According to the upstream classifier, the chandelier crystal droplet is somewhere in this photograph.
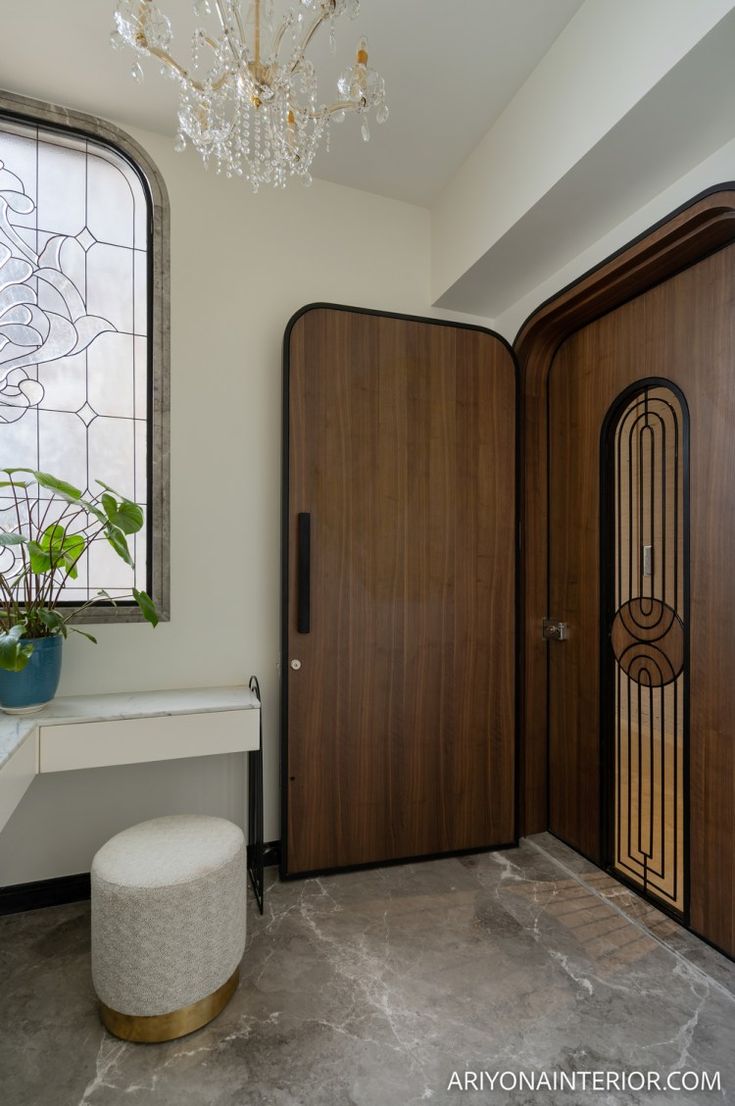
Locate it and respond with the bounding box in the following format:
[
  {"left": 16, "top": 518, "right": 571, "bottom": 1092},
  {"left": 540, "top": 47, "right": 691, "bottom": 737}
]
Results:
[{"left": 111, "top": 0, "right": 388, "bottom": 191}]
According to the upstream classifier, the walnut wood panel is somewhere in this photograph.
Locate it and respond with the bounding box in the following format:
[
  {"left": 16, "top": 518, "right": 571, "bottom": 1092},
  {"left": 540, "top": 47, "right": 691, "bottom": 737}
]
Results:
[
  {"left": 515, "top": 187, "right": 735, "bottom": 843},
  {"left": 283, "top": 306, "right": 516, "bottom": 875},
  {"left": 544, "top": 245, "right": 735, "bottom": 954}
]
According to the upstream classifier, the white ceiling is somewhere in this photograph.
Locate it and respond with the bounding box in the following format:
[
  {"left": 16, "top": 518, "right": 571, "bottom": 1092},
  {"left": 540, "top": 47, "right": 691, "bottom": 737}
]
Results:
[
  {"left": 438, "top": 7, "right": 735, "bottom": 322},
  {"left": 0, "top": 0, "right": 583, "bottom": 204}
]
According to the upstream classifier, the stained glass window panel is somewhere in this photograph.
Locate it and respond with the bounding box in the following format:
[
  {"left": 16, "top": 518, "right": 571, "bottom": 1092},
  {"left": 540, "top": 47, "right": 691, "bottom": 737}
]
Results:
[{"left": 0, "top": 118, "right": 150, "bottom": 602}]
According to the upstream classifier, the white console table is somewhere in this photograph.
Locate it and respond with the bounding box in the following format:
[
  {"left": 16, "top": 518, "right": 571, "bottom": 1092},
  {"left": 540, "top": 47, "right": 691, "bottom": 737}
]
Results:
[{"left": 0, "top": 684, "right": 264, "bottom": 907}]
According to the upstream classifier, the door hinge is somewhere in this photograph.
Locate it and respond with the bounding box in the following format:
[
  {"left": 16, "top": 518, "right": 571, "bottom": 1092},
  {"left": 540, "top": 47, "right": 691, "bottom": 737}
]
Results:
[{"left": 543, "top": 618, "right": 568, "bottom": 641}]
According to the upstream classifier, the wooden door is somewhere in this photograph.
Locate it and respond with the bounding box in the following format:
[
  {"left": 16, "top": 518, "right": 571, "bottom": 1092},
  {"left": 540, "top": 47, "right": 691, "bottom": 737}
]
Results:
[
  {"left": 547, "top": 245, "right": 735, "bottom": 952},
  {"left": 282, "top": 305, "right": 517, "bottom": 876}
]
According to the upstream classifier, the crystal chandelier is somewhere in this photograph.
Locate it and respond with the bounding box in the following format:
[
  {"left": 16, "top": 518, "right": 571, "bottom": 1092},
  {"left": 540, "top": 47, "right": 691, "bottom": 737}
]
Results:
[{"left": 111, "top": 0, "right": 388, "bottom": 191}]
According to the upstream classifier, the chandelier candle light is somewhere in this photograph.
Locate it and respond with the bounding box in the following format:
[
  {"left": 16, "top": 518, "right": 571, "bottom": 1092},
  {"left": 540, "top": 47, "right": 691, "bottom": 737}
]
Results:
[{"left": 111, "top": 0, "right": 388, "bottom": 190}]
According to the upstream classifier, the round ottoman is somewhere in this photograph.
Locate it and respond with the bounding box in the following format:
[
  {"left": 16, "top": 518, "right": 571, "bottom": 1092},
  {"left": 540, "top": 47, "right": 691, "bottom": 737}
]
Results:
[{"left": 91, "top": 815, "right": 247, "bottom": 1043}]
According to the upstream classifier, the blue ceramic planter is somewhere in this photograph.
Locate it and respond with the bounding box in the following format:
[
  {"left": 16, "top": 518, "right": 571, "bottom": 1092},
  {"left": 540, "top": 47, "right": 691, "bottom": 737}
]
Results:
[{"left": 0, "top": 636, "right": 63, "bottom": 714}]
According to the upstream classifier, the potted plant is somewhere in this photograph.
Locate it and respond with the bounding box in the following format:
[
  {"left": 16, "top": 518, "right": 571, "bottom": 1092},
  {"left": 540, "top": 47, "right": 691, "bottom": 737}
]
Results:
[{"left": 0, "top": 467, "right": 158, "bottom": 714}]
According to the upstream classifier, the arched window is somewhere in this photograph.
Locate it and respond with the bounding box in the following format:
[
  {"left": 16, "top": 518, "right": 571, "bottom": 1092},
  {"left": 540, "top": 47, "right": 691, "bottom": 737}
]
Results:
[{"left": 0, "top": 92, "right": 169, "bottom": 621}]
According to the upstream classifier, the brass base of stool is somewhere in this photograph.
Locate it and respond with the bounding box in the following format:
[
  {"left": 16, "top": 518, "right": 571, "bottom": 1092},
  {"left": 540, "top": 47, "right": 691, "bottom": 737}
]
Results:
[{"left": 99, "top": 966, "right": 240, "bottom": 1043}]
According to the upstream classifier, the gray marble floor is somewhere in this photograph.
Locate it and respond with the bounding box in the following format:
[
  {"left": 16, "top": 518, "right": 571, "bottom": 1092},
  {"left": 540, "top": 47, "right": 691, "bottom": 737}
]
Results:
[{"left": 1, "top": 834, "right": 733, "bottom": 1106}]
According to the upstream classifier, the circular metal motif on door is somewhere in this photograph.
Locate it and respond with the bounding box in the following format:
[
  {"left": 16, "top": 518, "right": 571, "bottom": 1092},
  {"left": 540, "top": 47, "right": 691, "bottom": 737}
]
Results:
[{"left": 610, "top": 598, "right": 684, "bottom": 687}]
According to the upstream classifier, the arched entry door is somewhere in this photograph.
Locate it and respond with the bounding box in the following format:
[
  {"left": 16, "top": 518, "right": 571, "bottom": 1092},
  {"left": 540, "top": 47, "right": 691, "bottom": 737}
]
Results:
[{"left": 520, "top": 188, "right": 735, "bottom": 958}]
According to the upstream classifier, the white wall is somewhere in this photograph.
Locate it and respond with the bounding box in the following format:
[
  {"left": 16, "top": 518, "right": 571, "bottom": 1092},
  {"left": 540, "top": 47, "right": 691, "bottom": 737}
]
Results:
[{"left": 0, "top": 121, "right": 438, "bottom": 884}]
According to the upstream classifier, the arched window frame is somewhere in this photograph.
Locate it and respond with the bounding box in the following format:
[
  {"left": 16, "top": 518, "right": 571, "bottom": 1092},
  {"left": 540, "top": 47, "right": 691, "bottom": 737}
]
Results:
[{"left": 0, "top": 88, "right": 170, "bottom": 623}]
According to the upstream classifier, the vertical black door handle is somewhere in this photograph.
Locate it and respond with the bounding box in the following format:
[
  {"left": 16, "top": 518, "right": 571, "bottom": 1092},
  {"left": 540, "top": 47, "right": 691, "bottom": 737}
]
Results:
[{"left": 297, "top": 512, "right": 311, "bottom": 634}]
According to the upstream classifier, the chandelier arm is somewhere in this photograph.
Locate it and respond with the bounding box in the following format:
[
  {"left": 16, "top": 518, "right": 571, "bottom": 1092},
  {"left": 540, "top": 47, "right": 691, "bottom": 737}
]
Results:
[
  {"left": 232, "top": 2, "right": 247, "bottom": 44},
  {"left": 271, "top": 15, "right": 292, "bottom": 64},
  {"left": 144, "top": 41, "right": 233, "bottom": 94},
  {"left": 321, "top": 98, "right": 366, "bottom": 118},
  {"left": 130, "top": 8, "right": 224, "bottom": 89},
  {"left": 290, "top": 10, "right": 330, "bottom": 73},
  {"left": 143, "top": 43, "right": 191, "bottom": 84},
  {"left": 200, "top": 33, "right": 222, "bottom": 53},
  {"left": 254, "top": 0, "right": 261, "bottom": 67},
  {"left": 296, "top": 99, "right": 366, "bottom": 123},
  {"left": 214, "top": 0, "right": 244, "bottom": 67}
]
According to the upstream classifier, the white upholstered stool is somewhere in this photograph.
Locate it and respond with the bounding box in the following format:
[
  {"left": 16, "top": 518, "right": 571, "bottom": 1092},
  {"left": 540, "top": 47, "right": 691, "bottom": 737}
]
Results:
[{"left": 91, "top": 815, "right": 247, "bottom": 1043}]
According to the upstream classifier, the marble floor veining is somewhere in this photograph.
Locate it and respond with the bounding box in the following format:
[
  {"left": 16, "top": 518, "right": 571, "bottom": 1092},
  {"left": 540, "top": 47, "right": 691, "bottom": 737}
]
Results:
[{"left": 1, "top": 834, "right": 734, "bottom": 1106}]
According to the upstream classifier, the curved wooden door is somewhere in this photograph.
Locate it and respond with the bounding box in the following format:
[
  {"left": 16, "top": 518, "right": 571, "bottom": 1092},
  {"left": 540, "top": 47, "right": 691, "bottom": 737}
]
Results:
[
  {"left": 282, "top": 306, "right": 517, "bottom": 876},
  {"left": 547, "top": 244, "right": 735, "bottom": 954}
]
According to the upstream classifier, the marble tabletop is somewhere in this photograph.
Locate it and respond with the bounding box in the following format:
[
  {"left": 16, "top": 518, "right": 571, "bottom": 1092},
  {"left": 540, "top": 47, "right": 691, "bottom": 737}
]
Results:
[
  {"left": 0, "top": 686, "right": 260, "bottom": 770},
  {"left": 0, "top": 715, "right": 39, "bottom": 771}
]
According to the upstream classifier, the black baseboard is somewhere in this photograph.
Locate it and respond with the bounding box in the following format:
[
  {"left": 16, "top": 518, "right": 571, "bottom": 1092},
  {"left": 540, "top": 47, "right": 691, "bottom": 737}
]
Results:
[
  {"left": 0, "top": 841, "right": 283, "bottom": 916},
  {"left": 0, "top": 872, "right": 91, "bottom": 916},
  {"left": 280, "top": 839, "right": 519, "bottom": 881}
]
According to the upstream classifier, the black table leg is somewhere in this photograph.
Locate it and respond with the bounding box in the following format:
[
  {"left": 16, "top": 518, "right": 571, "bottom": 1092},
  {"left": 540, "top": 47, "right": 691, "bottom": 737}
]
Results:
[{"left": 247, "top": 675, "right": 264, "bottom": 914}]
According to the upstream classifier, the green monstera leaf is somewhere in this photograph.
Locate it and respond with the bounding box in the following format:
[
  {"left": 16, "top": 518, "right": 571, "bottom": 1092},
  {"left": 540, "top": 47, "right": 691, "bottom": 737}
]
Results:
[
  {"left": 101, "top": 493, "right": 144, "bottom": 536},
  {"left": 0, "top": 625, "right": 34, "bottom": 672},
  {"left": 6, "top": 468, "right": 82, "bottom": 501},
  {"left": 105, "top": 525, "right": 133, "bottom": 567},
  {"left": 4, "top": 469, "right": 105, "bottom": 522},
  {"left": 29, "top": 525, "right": 85, "bottom": 578},
  {"left": 98, "top": 482, "right": 144, "bottom": 535},
  {"left": 133, "top": 588, "right": 159, "bottom": 627},
  {"left": 36, "top": 609, "right": 68, "bottom": 638}
]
